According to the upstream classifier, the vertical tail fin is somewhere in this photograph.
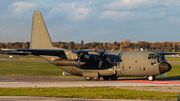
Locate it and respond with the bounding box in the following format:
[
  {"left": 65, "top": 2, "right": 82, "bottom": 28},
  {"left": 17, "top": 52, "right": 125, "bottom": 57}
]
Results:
[{"left": 30, "top": 11, "right": 54, "bottom": 49}]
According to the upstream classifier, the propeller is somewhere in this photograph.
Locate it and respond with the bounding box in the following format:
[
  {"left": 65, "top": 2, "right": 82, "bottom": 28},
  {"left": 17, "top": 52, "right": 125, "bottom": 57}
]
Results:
[
  {"left": 98, "top": 43, "right": 111, "bottom": 68},
  {"left": 138, "top": 46, "right": 143, "bottom": 51},
  {"left": 162, "top": 46, "right": 165, "bottom": 53},
  {"left": 77, "top": 40, "right": 90, "bottom": 67},
  {"left": 156, "top": 46, "right": 165, "bottom": 59},
  {"left": 162, "top": 46, "right": 165, "bottom": 58},
  {"left": 156, "top": 48, "right": 159, "bottom": 53},
  {"left": 138, "top": 46, "right": 141, "bottom": 51},
  {"left": 0, "top": 49, "right": 2, "bottom": 54},
  {"left": 77, "top": 40, "right": 83, "bottom": 67}
]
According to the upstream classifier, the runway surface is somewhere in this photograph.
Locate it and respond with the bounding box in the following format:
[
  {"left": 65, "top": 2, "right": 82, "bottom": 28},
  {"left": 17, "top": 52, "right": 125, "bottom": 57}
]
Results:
[{"left": 0, "top": 76, "right": 180, "bottom": 93}]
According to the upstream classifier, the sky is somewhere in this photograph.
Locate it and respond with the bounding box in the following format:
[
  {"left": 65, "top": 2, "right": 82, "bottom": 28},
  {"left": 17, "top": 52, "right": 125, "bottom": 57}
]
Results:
[{"left": 0, "top": 0, "right": 180, "bottom": 43}]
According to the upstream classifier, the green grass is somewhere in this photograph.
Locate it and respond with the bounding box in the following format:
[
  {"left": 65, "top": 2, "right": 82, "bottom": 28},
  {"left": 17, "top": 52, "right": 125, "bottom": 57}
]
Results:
[
  {"left": 0, "top": 87, "right": 178, "bottom": 100},
  {"left": 0, "top": 61, "right": 64, "bottom": 76},
  {"left": 167, "top": 64, "right": 180, "bottom": 76},
  {"left": 166, "top": 58, "right": 180, "bottom": 62},
  {"left": 0, "top": 54, "right": 43, "bottom": 59}
]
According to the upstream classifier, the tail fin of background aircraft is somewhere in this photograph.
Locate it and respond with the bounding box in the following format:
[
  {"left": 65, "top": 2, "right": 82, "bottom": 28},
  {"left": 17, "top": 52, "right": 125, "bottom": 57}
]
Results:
[{"left": 30, "top": 11, "right": 55, "bottom": 49}]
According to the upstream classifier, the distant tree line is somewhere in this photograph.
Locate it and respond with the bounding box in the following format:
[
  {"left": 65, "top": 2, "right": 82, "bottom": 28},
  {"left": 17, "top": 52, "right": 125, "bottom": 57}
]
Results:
[{"left": 0, "top": 39, "right": 180, "bottom": 52}]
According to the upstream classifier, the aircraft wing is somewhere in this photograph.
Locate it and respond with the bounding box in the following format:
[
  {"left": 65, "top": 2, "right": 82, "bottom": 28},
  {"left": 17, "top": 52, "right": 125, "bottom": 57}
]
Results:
[
  {"left": 1, "top": 49, "right": 91, "bottom": 56},
  {"left": 1, "top": 49, "right": 110, "bottom": 64},
  {"left": 158, "top": 52, "right": 179, "bottom": 55},
  {"left": 2, "top": 49, "right": 65, "bottom": 56}
]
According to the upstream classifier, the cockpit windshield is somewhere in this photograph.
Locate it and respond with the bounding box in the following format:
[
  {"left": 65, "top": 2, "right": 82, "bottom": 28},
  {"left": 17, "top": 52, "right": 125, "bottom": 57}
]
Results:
[
  {"left": 148, "top": 54, "right": 165, "bottom": 63},
  {"left": 148, "top": 54, "right": 156, "bottom": 59}
]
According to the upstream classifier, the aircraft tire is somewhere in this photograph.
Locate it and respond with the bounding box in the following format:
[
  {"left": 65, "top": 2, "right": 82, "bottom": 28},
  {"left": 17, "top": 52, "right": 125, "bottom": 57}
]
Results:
[
  {"left": 148, "top": 76, "right": 155, "bottom": 81},
  {"left": 111, "top": 77, "right": 117, "bottom": 80},
  {"left": 85, "top": 77, "right": 92, "bottom": 81},
  {"left": 103, "top": 77, "right": 109, "bottom": 80},
  {"left": 92, "top": 77, "right": 100, "bottom": 81}
]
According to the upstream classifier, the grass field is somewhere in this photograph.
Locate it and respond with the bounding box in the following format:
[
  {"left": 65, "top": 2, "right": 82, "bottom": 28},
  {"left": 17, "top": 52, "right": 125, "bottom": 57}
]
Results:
[
  {"left": 0, "top": 87, "right": 178, "bottom": 100},
  {"left": 0, "top": 54, "right": 43, "bottom": 59},
  {"left": 0, "top": 60, "right": 64, "bottom": 76},
  {"left": 166, "top": 58, "right": 180, "bottom": 62},
  {"left": 167, "top": 64, "right": 180, "bottom": 76}
]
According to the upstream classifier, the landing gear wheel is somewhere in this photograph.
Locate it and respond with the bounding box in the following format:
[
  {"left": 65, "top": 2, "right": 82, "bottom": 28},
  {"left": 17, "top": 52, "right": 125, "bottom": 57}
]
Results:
[
  {"left": 92, "top": 77, "right": 100, "bottom": 81},
  {"left": 111, "top": 77, "right": 117, "bottom": 80},
  {"left": 103, "top": 77, "right": 109, "bottom": 80},
  {"left": 85, "top": 77, "right": 92, "bottom": 81},
  {"left": 148, "top": 76, "right": 155, "bottom": 81}
]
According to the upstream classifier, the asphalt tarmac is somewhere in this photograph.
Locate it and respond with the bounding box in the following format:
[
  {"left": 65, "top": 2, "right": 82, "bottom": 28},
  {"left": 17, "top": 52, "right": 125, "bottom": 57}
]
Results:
[
  {"left": 0, "top": 75, "right": 180, "bottom": 93},
  {"left": 0, "top": 76, "right": 179, "bottom": 101}
]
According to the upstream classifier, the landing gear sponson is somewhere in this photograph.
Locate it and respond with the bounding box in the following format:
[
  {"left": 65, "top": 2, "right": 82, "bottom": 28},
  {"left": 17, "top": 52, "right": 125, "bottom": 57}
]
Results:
[
  {"left": 85, "top": 76, "right": 155, "bottom": 81},
  {"left": 85, "top": 76, "right": 117, "bottom": 81}
]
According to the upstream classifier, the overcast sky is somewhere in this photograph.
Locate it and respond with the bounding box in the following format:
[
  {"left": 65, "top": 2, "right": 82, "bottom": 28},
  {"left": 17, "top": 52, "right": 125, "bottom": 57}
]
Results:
[{"left": 0, "top": 0, "right": 180, "bottom": 43}]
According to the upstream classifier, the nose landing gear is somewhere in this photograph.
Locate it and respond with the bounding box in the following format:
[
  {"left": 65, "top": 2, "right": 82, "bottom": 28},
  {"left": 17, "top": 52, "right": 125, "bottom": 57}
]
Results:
[{"left": 148, "top": 75, "right": 155, "bottom": 81}]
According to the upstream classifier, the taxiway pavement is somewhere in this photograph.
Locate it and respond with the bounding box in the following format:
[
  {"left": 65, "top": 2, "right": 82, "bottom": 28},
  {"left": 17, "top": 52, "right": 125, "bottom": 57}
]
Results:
[{"left": 0, "top": 76, "right": 180, "bottom": 93}]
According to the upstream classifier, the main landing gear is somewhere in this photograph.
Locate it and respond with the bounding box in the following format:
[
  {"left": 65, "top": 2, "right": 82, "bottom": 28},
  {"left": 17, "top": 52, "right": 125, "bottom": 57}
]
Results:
[
  {"left": 103, "top": 77, "right": 117, "bottom": 80},
  {"left": 148, "top": 75, "right": 155, "bottom": 81},
  {"left": 85, "top": 77, "right": 92, "bottom": 81},
  {"left": 85, "top": 76, "right": 100, "bottom": 81}
]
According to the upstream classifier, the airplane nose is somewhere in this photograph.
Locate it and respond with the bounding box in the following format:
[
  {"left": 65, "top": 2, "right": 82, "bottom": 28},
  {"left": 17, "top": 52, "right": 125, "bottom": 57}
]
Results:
[{"left": 159, "top": 62, "right": 171, "bottom": 74}]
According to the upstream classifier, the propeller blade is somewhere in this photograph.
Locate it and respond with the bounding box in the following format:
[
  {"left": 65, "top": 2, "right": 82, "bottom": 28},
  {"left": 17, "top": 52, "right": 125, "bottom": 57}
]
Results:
[
  {"left": 95, "top": 43, "right": 111, "bottom": 68},
  {"left": 156, "top": 48, "right": 159, "bottom": 53},
  {"left": 103, "top": 43, "right": 107, "bottom": 53},
  {"left": 106, "top": 57, "right": 111, "bottom": 63},
  {"left": 80, "top": 40, "right": 83, "bottom": 51},
  {"left": 84, "top": 54, "right": 90, "bottom": 60},
  {"left": 77, "top": 59, "right": 81, "bottom": 67},
  {"left": 161, "top": 46, "right": 166, "bottom": 59},
  {"left": 162, "top": 46, "right": 165, "bottom": 53},
  {"left": 162, "top": 54, "right": 165, "bottom": 59},
  {"left": 138, "top": 46, "right": 141, "bottom": 51},
  {"left": 77, "top": 40, "right": 84, "bottom": 67},
  {"left": 98, "top": 60, "right": 103, "bottom": 68}
]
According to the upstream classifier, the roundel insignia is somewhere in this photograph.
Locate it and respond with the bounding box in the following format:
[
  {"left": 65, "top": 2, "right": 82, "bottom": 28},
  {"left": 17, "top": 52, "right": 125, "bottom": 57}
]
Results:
[{"left": 51, "top": 57, "right": 54, "bottom": 61}]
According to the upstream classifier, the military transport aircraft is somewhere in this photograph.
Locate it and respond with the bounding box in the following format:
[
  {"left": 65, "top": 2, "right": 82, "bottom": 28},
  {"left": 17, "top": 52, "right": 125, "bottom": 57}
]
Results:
[{"left": 2, "top": 11, "right": 176, "bottom": 81}]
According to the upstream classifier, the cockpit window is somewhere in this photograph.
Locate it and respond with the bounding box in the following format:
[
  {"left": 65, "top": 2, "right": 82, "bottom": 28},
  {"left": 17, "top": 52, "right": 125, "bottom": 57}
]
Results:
[
  {"left": 156, "top": 55, "right": 160, "bottom": 63},
  {"left": 156, "top": 55, "right": 160, "bottom": 59},
  {"left": 149, "top": 54, "right": 161, "bottom": 63},
  {"left": 151, "top": 61, "right": 157, "bottom": 65},
  {"left": 148, "top": 54, "right": 156, "bottom": 59}
]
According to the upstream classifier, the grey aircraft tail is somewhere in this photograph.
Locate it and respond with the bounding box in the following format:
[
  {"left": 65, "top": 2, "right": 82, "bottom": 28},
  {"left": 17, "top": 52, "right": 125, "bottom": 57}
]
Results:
[{"left": 30, "top": 11, "right": 57, "bottom": 49}]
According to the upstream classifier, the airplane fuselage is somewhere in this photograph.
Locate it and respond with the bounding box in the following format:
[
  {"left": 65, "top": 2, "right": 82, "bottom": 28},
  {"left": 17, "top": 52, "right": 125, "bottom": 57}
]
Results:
[{"left": 41, "top": 50, "right": 171, "bottom": 81}]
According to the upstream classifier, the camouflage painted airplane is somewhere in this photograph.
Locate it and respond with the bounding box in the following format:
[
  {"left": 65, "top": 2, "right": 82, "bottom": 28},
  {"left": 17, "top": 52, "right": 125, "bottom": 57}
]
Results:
[{"left": 2, "top": 11, "right": 176, "bottom": 81}]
